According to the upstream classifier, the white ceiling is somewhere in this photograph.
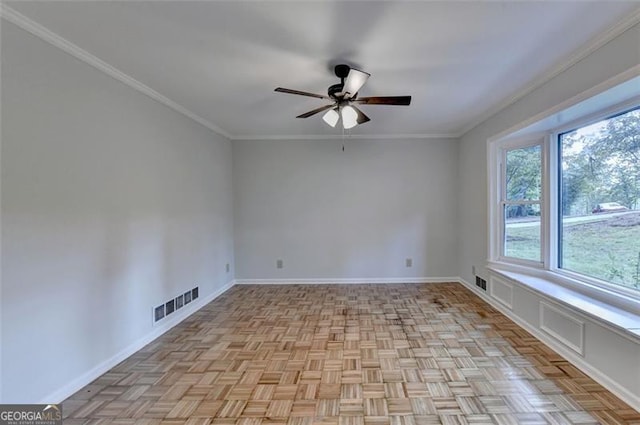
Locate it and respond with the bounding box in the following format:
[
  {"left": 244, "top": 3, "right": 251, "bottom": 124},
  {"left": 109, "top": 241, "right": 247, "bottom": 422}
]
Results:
[{"left": 3, "top": 1, "right": 638, "bottom": 139}]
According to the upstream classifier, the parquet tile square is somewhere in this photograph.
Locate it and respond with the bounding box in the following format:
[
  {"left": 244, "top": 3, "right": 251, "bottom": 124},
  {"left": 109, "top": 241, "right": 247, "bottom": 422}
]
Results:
[{"left": 63, "top": 283, "right": 639, "bottom": 424}]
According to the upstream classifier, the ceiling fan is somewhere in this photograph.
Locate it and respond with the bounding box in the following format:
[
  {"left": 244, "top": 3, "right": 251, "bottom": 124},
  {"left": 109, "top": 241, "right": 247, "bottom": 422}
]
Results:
[{"left": 275, "top": 64, "right": 411, "bottom": 130}]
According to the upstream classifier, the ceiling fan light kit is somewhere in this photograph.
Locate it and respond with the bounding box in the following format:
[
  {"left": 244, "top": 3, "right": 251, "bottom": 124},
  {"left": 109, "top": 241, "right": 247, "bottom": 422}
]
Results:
[
  {"left": 275, "top": 64, "right": 411, "bottom": 130},
  {"left": 342, "top": 69, "right": 370, "bottom": 98},
  {"left": 322, "top": 108, "right": 340, "bottom": 127},
  {"left": 341, "top": 105, "right": 359, "bottom": 129}
]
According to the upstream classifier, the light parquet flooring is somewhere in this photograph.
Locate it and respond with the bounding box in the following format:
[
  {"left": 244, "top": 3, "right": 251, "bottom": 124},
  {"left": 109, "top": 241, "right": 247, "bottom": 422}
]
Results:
[{"left": 62, "top": 283, "right": 640, "bottom": 425}]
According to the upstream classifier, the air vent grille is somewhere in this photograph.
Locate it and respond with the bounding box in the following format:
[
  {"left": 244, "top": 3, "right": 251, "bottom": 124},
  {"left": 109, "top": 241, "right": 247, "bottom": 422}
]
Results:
[
  {"left": 475, "top": 276, "right": 487, "bottom": 291},
  {"left": 153, "top": 286, "right": 199, "bottom": 323}
]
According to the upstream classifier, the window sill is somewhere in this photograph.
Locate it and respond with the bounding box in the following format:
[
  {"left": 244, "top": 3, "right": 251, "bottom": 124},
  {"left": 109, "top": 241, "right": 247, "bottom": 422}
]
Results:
[{"left": 487, "top": 262, "right": 640, "bottom": 342}]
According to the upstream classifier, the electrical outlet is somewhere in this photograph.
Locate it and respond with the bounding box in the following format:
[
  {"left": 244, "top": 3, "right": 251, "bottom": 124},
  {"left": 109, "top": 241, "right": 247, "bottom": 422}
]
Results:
[
  {"left": 472, "top": 265, "right": 476, "bottom": 275},
  {"left": 226, "top": 263, "right": 230, "bottom": 273},
  {"left": 405, "top": 258, "right": 412, "bottom": 268},
  {"left": 276, "top": 259, "right": 283, "bottom": 269}
]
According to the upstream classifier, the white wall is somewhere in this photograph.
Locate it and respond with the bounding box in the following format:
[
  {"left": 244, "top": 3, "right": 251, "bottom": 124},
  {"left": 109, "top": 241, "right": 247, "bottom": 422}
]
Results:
[
  {"left": 456, "top": 21, "right": 640, "bottom": 410},
  {"left": 457, "top": 22, "right": 640, "bottom": 285},
  {"left": 233, "top": 138, "right": 458, "bottom": 280},
  {"left": 1, "top": 22, "right": 234, "bottom": 402}
]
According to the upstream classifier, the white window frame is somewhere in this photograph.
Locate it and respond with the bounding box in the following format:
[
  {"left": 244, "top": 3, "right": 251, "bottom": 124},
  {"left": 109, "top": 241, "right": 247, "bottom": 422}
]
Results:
[
  {"left": 496, "top": 137, "right": 547, "bottom": 267},
  {"left": 489, "top": 133, "right": 549, "bottom": 268},
  {"left": 549, "top": 102, "right": 640, "bottom": 300},
  {"left": 489, "top": 99, "right": 640, "bottom": 307}
]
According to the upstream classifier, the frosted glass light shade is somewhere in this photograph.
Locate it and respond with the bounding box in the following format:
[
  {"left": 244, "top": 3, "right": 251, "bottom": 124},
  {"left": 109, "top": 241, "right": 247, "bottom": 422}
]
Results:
[
  {"left": 343, "top": 69, "right": 370, "bottom": 99},
  {"left": 341, "top": 105, "right": 358, "bottom": 129},
  {"left": 322, "top": 108, "right": 340, "bottom": 127}
]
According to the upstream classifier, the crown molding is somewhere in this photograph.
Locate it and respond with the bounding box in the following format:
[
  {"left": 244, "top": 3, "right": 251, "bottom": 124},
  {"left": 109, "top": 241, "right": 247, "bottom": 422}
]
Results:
[
  {"left": 456, "top": 7, "right": 640, "bottom": 137},
  {"left": 231, "top": 132, "right": 461, "bottom": 141},
  {"left": 0, "top": 4, "right": 233, "bottom": 140},
  {"left": 3, "top": 3, "right": 637, "bottom": 143},
  {"left": 0, "top": 4, "right": 458, "bottom": 143}
]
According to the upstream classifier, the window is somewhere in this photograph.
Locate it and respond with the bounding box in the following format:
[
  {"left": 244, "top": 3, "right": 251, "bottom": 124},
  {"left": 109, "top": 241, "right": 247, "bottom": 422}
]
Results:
[
  {"left": 559, "top": 107, "right": 640, "bottom": 291},
  {"left": 491, "top": 101, "right": 640, "bottom": 299},
  {"left": 502, "top": 144, "right": 542, "bottom": 263}
]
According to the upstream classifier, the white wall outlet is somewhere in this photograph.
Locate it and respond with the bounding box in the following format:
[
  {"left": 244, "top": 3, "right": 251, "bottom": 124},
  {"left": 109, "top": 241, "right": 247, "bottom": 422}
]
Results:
[
  {"left": 472, "top": 265, "right": 476, "bottom": 275},
  {"left": 226, "top": 263, "right": 230, "bottom": 273},
  {"left": 276, "top": 259, "right": 283, "bottom": 269},
  {"left": 405, "top": 258, "right": 412, "bottom": 267}
]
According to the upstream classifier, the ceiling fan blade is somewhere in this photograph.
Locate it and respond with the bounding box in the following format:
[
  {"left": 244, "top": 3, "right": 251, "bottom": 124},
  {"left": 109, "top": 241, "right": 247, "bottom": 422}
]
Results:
[
  {"left": 352, "top": 105, "right": 371, "bottom": 125},
  {"left": 342, "top": 68, "right": 370, "bottom": 99},
  {"left": 356, "top": 96, "right": 412, "bottom": 105},
  {"left": 296, "top": 104, "right": 336, "bottom": 118},
  {"left": 275, "top": 87, "right": 329, "bottom": 99}
]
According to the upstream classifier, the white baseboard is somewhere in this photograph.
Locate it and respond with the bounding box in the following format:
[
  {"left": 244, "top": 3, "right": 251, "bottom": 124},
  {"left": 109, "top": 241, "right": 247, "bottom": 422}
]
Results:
[
  {"left": 40, "top": 280, "right": 235, "bottom": 404},
  {"left": 458, "top": 278, "right": 640, "bottom": 413},
  {"left": 234, "top": 277, "right": 459, "bottom": 285}
]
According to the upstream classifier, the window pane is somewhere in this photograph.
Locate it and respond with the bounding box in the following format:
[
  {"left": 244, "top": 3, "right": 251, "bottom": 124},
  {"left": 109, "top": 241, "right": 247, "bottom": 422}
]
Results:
[
  {"left": 504, "top": 203, "right": 541, "bottom": 262},
  {"left": 506, "top": 145, "right": 541, "bottom": 200},
  {"left": 559, "top": 108, "right": 640, "bottom": 290}
]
